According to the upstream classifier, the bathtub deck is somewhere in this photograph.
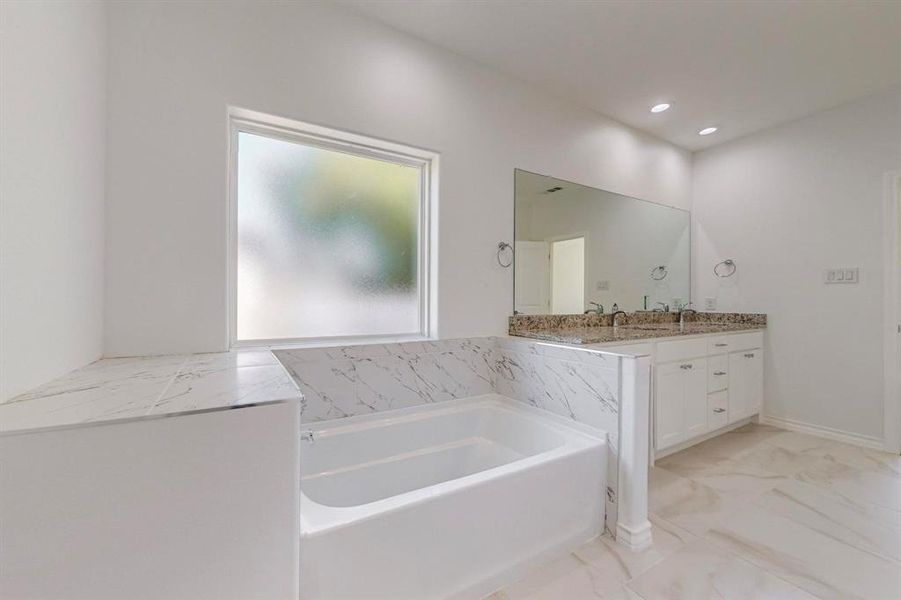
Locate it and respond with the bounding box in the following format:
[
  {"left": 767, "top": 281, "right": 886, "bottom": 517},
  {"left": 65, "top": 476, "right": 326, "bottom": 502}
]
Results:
[{"left": 0, "top": 350, "right": 299, "bottom": 433}]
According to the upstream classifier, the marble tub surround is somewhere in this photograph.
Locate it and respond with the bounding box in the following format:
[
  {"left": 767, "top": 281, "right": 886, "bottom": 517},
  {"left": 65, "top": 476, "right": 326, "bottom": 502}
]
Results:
[
  {"left": 0, "top": 350, "right": 300, "bottom": 433},
  {"left": 494, "top": 336, "right": 621, "bottom": 444},
  {"left": 273, "top": 338, "right": 496, "bottom": 423},
  {"left": 277, "top": 335, "right": 652, "bottom": 545},
  {"left": 491, "top": 423, "right": 901, "bottom": 599}
]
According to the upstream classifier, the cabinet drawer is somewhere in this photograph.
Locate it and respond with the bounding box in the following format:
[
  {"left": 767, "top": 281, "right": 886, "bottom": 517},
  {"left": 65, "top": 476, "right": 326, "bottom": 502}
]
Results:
[
  {"left": 708, "top": 355, "right": 728, "bottom": 392},
  {"left": 707, "top": 336, "right": 733, "bottom": 354},
  {"left": 657, "top": 338, "right": 708, "bottom": 363},
  {"left": 708, "top": 391, "right": 728, "bottom": 430},
  {"left": 706, "top": 331, "right": 763, "bottom": 355}
]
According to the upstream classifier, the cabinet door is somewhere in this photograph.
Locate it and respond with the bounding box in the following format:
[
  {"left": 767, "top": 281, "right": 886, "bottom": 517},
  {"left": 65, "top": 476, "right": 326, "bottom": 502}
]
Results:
[
  {"left": 729, "top": 349, "right": 763, "bottom": 422},
  {"left": 743, "top": 350, "right": 763, "bottom": 414},
  {"left": 655, "top": 362, "right": 686, "bottom": 450},
  {"left": 683, "top": 358, "right": 709, "bottom": 439}
]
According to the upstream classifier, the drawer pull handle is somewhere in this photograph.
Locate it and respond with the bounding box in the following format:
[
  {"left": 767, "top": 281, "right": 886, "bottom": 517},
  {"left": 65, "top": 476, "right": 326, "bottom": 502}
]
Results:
[
  {"left": 680, "top": 364, "right": 693, "bottom": 370},
  {"left": 714, "top": 343, "right": 728, "bottom": 347},
  {"left": 713, "top": 408, "right": 726, "bottom": 413},
  {"left": 714, "top": 371, "right": 727, "bottom": 376},
  {"left": 744, "top": 353, "right": 755, "bottom": 358}
]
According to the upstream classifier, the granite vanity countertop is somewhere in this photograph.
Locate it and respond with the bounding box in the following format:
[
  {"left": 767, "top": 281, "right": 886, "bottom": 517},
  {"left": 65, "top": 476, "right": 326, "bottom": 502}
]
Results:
[
  {"left": 513, "top": 321, "right": 766, "bottom": 345},
  {"left": 0, "top": 350, "right": 302, "bottom": 434}
]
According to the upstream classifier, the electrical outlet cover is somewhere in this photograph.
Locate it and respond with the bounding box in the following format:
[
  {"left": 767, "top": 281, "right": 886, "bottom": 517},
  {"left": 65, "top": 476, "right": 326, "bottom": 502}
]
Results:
[{"left": 704, "top": 297, "right": 716, "bottom": 311}]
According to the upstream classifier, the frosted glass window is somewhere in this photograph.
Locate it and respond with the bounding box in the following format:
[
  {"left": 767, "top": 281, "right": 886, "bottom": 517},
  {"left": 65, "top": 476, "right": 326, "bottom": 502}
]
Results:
[{"left": 234, "top": 129, "right": 426, "bottom": 342}]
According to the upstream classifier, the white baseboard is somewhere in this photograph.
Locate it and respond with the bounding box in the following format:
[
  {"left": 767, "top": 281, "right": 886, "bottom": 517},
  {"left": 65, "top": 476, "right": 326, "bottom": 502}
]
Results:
[
  {"left": 760, "top": 414, "right": 885, "bottom": 451},
  {"left": 616, "top": 520, "right": 653, "bottom": 552}
]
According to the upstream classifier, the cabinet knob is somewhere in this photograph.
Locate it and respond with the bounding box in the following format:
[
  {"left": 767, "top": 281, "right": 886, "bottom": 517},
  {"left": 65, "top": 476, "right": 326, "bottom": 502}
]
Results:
[
  {"left": 714, "top": 343, "right": 728, "bottom": 347},
  {"left": 714, "top": 371, "right": 727, "bottom": 376},
  {"left": 713, "top": 408, "right": 726, "bottom": 413},
  {"left": 680, "top": 363, "right": 693, "bottom": 370},
  {"left": 744, "top": 353, "right": 755, "bottom": 358}
]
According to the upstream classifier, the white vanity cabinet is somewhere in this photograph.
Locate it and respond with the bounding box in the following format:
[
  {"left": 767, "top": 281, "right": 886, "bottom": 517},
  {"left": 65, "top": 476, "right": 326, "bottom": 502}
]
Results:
[{"left": 652, "top": 330, "right": 764, "bottom": 455}]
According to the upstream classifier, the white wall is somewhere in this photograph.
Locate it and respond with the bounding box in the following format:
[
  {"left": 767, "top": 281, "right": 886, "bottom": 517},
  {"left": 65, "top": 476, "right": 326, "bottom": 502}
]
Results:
[
  {"left": 0, "top": 1, "right": 106, "bottom": 401},
  {"left": 692, "top": 87, "right": 901, "bottom": 442},
  {"left": 104, "top": 1, "right": 692, "bottom": 356}
]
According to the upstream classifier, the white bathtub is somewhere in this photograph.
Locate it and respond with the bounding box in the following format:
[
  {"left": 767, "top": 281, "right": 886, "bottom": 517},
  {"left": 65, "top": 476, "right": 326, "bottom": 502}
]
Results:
[{"left": 299, "top": 394, "right": 607, "bottom": 600}]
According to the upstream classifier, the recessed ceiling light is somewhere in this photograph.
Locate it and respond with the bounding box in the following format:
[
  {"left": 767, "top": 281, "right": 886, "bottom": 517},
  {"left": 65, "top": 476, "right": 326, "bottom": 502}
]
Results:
[
  {"left": 698, "top": 127, "right": 718, "bottom": 136},
  {"left": 650, "top": 103, "right": 671, "bottom": 113}
]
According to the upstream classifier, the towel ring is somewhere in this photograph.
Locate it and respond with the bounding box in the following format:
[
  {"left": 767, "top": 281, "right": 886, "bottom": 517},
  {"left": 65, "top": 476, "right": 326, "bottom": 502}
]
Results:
[
  {"left": 497, "top": 242, "right": 513, "bottom": 268},
  {"left": 714, "top": 259, "right": 737, "bottom": 278},
  {"left": 650, "top": 265, "right": 668, "bottom": 281}
]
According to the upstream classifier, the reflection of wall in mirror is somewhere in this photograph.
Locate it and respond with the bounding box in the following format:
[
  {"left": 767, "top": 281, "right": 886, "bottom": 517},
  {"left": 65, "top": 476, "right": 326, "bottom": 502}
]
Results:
[
  {"left": 515, "top": 175, "right": 690, "bottom": 313},
  {"left": 514, "top": 241, "right": 549, "bottom": 314}
]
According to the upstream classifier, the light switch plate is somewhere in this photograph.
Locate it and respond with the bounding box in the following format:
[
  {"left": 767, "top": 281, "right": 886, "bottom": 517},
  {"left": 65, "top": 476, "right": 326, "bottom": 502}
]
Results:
[
  {"left": 824, "top": 267, "right": 859, "bottom": 284},
  {"left": 704, "top": 297, "right": 717, "bottom": 310}
]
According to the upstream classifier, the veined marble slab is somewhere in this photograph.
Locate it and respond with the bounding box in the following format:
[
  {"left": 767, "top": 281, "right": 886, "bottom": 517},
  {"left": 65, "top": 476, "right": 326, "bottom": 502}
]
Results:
[
  {"left": 0, "top": 351, "right": 300, "bottom": 433},
  {"left": 275, "top": 336, "right": 621, "bottom": 455},
  {"left": 273, "top": 338, "right": 497, "bottom": 423}
]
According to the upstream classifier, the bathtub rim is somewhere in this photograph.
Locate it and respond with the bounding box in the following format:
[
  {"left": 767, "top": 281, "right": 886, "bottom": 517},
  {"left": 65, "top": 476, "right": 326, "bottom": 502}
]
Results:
[
  {"left": 302, "top": 393, "right": 608, "bottom": 440},
  {"left": 300, "top": 394, "right": 608, "bottom": 536}
]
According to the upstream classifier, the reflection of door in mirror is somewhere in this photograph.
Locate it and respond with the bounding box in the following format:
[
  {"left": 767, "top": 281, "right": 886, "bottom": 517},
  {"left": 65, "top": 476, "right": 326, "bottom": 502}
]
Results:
[
  {"left": 550, "top": 236, "right": 585, "bottom": 314},
  {"left": 514, "top": 241, "right": 549, "bottom": 314}
]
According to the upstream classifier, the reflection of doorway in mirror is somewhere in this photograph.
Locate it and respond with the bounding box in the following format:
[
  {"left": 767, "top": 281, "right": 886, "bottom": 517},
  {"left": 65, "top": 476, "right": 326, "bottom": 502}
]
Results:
[
  {"left": 514, "top": 241, "right": 550, "bottom": 314},
  {"left": 550, "top": 236, "right": 585, "bottom": 314}
]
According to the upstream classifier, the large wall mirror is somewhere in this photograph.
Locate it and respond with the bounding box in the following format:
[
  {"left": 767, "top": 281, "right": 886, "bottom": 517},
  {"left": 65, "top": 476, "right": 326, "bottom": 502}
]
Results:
[{"left": 514, "top": 169, "right": 690, "bottom": 315}]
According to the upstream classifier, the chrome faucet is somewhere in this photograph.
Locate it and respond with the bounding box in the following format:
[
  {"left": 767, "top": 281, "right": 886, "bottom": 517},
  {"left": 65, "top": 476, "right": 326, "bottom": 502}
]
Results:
[
  {"left": 654, "top": 302, "right": 670, "bottom": 312},
  {"left": 679, "top": 303, "right": 698, "bottom": 326},
  {"left": 584, "top": 302, "right": 605, "bottom": 315},
  {"left": 611, "top": 310, "right": 627, "bottom": 326},
  {"left": 301, "top": 430, "right": 315, "bottom": 443}
]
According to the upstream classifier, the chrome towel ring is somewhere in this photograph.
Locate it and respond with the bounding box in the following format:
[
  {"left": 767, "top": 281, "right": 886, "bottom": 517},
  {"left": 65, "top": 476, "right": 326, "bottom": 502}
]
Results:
[
  {"left": 497, "top": 242, "right": 513, "bottom": 268},
  {"left": 714, "top": 259, "right": 737, "bottom": 278},
  {"left": 650, "top": 265, "right": 668, "bottom": 281}
]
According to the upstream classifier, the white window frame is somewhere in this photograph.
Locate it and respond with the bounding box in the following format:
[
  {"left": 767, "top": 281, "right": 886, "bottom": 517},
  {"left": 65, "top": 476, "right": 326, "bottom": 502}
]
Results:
[{"left": 227, "top": 107, "right": 438, "bottom": 348}]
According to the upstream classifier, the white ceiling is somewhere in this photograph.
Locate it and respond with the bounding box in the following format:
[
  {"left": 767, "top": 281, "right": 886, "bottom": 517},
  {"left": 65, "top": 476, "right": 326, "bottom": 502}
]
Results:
[{"left": 339, "top": 0, "right": 901, "bottom": 151}]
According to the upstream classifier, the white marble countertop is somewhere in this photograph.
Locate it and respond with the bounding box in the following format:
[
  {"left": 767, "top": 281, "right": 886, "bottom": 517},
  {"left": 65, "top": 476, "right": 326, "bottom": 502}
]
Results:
[{"left": 0, "top": 350, "right": 301, "bottom": 434}]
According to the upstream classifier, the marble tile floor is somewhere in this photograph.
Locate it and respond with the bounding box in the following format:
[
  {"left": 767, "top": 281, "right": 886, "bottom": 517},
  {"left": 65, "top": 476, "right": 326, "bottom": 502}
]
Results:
[{"left": 489, "top": 424, "right": 901, "bottom": 599}]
